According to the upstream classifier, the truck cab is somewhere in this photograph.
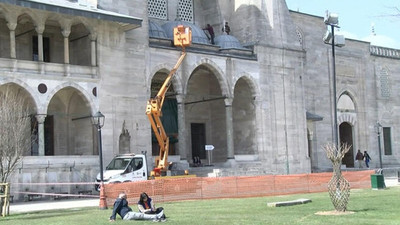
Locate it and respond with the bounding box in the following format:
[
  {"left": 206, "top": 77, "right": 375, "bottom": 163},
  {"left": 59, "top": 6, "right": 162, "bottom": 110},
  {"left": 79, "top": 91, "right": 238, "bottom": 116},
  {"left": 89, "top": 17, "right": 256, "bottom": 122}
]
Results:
[{"left": 95, "top": 154, "right": 148, "bottom": 191}]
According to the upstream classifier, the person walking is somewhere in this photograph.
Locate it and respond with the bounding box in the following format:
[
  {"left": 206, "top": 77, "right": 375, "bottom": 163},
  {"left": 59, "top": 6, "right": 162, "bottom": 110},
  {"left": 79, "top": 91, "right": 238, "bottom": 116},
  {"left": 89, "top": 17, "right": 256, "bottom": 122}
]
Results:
[
  {"left": 363, "top": 151, "right": 371, "bottom": 168},
  {"left": 203, "top": 24, "right": 215, "bottom": 44},
  {"left": 355, "top": 150, "right": 364, "bottom": 168}
]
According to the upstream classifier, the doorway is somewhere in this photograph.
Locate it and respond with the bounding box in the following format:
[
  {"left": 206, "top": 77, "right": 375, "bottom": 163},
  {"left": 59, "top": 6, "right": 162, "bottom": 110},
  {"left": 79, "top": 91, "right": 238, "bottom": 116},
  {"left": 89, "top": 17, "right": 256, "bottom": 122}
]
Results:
[
  {"left": 44, "top": 115, "right": 54, "bottom": 155},
  {"left": 340, "top": 122, "right": 354, "bottom": 167},
  {"left": 191, "top": 123, "right": 206, "bottom": 161}
]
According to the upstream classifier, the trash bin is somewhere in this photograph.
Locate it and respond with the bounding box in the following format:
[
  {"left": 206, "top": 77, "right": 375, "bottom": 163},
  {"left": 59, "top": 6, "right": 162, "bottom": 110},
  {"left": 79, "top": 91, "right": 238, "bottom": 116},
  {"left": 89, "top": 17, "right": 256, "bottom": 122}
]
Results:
[{"left": 371, "top": 174, "right": 385, "bottom": 189}]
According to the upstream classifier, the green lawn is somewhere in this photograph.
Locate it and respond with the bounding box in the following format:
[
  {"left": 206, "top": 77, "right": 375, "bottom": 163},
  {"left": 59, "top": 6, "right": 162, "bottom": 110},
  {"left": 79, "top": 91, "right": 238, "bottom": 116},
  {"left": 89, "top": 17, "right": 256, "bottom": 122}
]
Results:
[{"left": 2, "top": 186, "right": 400, "bottom": 225}]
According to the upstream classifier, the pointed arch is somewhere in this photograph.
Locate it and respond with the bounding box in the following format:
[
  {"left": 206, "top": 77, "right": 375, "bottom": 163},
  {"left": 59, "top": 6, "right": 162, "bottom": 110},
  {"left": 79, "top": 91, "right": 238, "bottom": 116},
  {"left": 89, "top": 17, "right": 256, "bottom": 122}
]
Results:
[
  {"left": 232, "top": 72, "right": 260, "bottom": 99},
  {"left": 44, "top": 82, "right": 96, "bottom": 115},
  {"left": 185, "top": 58, "right": 230, "bottom": 98},
  {"left": 232, "top": 74, "right": 258, "bottom": 156},
  {"left": 338, "top": 89, "right": 358, "bottom": 112},
  {"left": 0, "top": 78, "right": 39, "bottom": 111},
  {"left": 148, "top": 63, "right": 183, "bottom": 94}
]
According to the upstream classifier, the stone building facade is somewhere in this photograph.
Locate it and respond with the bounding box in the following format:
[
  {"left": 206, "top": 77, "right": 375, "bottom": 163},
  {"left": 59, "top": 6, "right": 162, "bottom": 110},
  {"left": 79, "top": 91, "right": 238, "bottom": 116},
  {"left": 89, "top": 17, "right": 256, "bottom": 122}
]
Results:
[{"left": 0, "top": 0, "right": 398, "bottom": 200}]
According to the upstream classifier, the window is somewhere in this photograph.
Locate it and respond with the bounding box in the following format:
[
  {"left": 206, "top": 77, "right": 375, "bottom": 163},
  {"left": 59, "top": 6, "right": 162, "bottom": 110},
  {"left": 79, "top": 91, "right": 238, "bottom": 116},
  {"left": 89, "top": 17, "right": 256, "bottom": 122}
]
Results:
[
  {"left": 148, "top": 0, "right": 167, "bottom": 19},
  {"left": 32, "top": 36, "right": 50, "bottom": 62},
  {"left": 178, "top": 0, "right": 193, "bottom": 22},
  {"left": 383, "top": 127, "right": 392, "bottom": 155}
]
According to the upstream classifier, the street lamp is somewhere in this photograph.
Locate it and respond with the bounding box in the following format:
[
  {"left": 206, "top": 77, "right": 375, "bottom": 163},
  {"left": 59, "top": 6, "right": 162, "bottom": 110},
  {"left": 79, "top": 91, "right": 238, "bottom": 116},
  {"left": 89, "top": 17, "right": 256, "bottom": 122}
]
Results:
[
  {"left": 376, "top": 122, "right": 383, "bottom": 170},
  {"left": 91, "top": 111, "right": 107, "bottom": 209},
  {"left": 323, "top": 11, "right": 345, "bottom": 148}
]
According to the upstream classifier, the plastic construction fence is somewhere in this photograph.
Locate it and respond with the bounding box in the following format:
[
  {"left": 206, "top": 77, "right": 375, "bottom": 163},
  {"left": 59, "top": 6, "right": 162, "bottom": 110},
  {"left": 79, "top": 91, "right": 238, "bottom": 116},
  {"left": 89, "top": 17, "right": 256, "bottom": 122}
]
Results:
[{"left": 103, "top": 170, "right": 374, "bottom": 205}]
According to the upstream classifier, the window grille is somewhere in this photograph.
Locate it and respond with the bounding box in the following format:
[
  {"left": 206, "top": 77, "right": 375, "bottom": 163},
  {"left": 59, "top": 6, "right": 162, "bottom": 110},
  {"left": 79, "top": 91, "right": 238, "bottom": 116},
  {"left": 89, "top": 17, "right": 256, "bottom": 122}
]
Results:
[
  {"left": 148, "top": 0, "right": 167, "bottom": 20},
  {"left": 178, "top": 0, "right": 193, "bottom": 22}
]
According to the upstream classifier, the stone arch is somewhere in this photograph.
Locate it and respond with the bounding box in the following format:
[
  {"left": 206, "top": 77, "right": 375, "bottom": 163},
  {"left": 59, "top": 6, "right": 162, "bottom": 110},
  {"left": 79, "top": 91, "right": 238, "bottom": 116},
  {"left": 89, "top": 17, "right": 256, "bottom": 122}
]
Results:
[
  {"left": 232, "top": 72, "right": 260, "bottom": 99},
  {"left": 46, "top": 85, "right": 95, "bottom": 156},
  {"left": 0, "top": 82, "right": 38, "bottom": 156},
  {"left": 18, "top": 9, "right": 48, "bottom": 28},
  {"left": 185, "top": 58, "right": 230, "bottom": 98},
  {"left": 0, "top": 6, "right": 10, "bottom": 58},
  {"left": 0, "top": 78, "right": 39, "bottom": 111},
  {"left": 77, "top": 17, "right": 97, "bottom": 36},
  {"left": 148, "top": 64, "right": 183, "bottom": 156},
  {"left": 44, "top": 82, "right": 96, "bottom": 115},
  {"left": 14, "top": 11, "right": 37, "bottom": 61},
  {"left": 232, "top": 75, "right": 258, "bottom": 156},
  {"left": 337, "top": 113, "right": 357, "bottom": 127},
  {"left": 148, "top": 63, "right": 183, "bottom": 94},
  {"left": 338, "top": 89, "right": 358, "bottom": 112},
  {"left": 185, "top": 58, "right": 230, "bottom": 163}
]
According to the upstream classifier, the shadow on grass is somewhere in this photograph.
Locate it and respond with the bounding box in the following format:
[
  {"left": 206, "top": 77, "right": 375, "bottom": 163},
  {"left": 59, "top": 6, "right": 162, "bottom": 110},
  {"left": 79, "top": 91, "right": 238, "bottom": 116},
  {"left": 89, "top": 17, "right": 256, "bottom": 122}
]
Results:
[
  {"left": 3, "top": 210, "right": 85, "bottom": 221},
  {"left": 351, "top": 208, "right": 378, "bottom": 212}
]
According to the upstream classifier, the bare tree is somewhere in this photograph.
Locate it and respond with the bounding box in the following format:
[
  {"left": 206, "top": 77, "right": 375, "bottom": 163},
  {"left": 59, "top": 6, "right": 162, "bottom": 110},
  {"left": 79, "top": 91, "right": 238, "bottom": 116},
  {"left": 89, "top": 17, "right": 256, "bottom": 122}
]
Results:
[
  {"left": 324, "top": 143, "right": 351, "bottom": 212},
  {"left": 0, "top": 85, "right": 35, "bottom": 184}
]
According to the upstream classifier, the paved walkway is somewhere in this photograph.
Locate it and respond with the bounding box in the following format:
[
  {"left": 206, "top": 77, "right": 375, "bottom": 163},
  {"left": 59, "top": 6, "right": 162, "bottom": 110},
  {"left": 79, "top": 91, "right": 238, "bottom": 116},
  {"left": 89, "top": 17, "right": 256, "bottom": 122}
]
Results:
[
  {"left": 10, "top": 198, "right": 99, "bottom": 214},
  {"left": 8, "top": 177, "right": 399, "bottom": 214}
]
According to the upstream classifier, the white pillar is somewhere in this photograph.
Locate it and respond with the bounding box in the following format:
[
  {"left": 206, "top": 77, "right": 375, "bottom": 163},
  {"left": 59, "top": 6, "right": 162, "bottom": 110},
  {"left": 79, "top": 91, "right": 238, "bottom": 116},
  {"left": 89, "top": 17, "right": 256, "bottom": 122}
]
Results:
[
  {"left": 7, "top": 22, "right": 17, "bottom": 59},
  {"left": 35, "top": 25, "right": 45, "bottom": 62},
  {"left": 62, "top": 29, "right": 70, "bottom": 64},
  {"left": 36, "top": 115, "right": 47, "bottom": 156},
  {"left": 90, "top": 33, "right": 97, "bottom": 67},
  {"left": 225, "top": 98, "right": 234, "bottom": 159}
]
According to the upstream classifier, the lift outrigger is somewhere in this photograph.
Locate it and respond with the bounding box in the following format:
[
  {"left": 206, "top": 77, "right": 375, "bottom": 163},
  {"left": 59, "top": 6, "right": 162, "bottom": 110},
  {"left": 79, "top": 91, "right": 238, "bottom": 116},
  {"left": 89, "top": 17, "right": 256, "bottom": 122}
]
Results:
[{"left": 146, "top": 25, "right": 192, "bottom": 176}]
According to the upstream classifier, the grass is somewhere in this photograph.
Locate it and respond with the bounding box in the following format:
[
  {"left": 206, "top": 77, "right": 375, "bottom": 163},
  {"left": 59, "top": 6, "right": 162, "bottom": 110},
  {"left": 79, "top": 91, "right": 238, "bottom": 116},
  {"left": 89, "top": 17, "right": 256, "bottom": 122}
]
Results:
[{"left": 2, "top": 186, "right": 400, "bottom": 225}]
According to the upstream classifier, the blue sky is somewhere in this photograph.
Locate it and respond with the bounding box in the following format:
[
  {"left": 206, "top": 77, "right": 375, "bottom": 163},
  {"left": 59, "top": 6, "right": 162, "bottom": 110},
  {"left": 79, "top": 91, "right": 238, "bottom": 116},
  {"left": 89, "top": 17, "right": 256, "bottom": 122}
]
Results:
[{"left": 285, "top": 0, "right": 400, "bottom": 49}]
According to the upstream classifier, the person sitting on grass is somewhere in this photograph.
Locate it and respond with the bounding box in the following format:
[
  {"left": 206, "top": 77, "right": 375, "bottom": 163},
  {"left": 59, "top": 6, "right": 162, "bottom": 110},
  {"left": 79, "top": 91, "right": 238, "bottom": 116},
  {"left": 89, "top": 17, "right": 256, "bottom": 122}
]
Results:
[
  {"left": 138, "top": 192, "right": 166, "bottom": 219},
  {"left": 109, "top": 192, "right": 165, "bottom": 222}
]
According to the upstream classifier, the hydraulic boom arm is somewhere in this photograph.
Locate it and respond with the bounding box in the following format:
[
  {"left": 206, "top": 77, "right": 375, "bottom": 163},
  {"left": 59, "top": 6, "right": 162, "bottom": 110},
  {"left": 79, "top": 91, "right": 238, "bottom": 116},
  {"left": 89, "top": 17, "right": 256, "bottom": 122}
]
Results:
[{"left": 145, "top": 25, "right": 191, "bottom": 176}]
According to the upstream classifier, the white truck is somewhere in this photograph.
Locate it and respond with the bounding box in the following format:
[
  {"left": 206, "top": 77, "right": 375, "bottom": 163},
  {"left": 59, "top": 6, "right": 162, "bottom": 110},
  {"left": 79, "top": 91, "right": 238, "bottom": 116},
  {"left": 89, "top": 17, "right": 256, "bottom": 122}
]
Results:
[{"left": 95, "top": 153, "right": 148, "bottom": 191}]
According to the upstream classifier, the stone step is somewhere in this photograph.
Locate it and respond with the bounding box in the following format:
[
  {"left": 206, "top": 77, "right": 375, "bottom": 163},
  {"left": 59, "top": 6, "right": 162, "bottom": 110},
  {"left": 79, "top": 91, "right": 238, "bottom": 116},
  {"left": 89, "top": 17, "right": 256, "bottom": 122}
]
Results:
[{"left": 267, "top": 198, "right": 312, "bottom": 207}]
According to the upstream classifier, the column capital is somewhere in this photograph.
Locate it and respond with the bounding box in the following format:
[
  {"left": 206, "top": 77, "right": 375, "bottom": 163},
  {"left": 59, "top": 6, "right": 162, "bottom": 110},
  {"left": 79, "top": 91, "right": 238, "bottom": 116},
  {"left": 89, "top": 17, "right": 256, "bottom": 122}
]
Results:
[
  {"left": 35, "top": 25, "right": 45, "bottom": 34},
  {"left": 62, "top": 29, "right": 71, "bottom": 38},
  {"left": 176, "top": 94, "right": 186, "bottom": 104},
  {"left": 224, "top": 97, "right": 233, "bottom": 107},
  {"left": 35, "top": 114, "right": 47, "bottom": 123},
  {"left": 7, "top": 22, "right": 17, "bottom": 31},
  {"left": 90, "top": 32, "right": 98, "bottom": 41}
]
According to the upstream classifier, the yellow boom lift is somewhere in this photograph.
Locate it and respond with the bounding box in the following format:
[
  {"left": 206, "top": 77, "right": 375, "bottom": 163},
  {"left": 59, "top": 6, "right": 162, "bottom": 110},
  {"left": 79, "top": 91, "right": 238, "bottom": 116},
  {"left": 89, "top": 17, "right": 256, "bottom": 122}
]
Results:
[{"left": 146, "top": 25, "right": 192, "bottom": 177}]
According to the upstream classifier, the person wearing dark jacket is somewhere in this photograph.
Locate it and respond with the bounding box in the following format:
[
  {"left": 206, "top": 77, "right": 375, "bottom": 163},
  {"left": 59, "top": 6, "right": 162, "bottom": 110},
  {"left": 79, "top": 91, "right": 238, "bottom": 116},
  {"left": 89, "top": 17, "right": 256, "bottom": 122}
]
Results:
[
  {"left": 203, "top": 24, "right": 215, "bottom": 44},
  {"left": 109, "top": 192, "right": 165, "bottom": 222},
  {"left": 363, "top": 151, "right": 371, "bottom": 168}
]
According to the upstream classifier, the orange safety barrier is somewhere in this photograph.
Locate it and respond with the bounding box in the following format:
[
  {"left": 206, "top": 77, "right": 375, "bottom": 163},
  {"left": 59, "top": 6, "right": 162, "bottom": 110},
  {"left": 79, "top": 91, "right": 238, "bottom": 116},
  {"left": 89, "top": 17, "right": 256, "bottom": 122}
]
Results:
[{"left": 103, "top": 170, "right": 374, "bottom": 205}]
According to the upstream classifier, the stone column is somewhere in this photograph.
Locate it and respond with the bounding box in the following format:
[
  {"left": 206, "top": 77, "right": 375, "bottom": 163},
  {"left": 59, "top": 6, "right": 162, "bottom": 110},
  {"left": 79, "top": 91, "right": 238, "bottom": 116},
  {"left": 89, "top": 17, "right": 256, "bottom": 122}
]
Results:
[
  {"left": 176, "top": 94, "right": 187, "bottom": 160},
  {"left": 35, "top": 25, "right": 45, "bottom": 62},
  {"left": 90, "top": 33, "right": 97, "bottom": 77},
  {"left": 90, "top": 33, "right": 97, "bottom": 67},
  {"left": 62, "top": 29, "right": 71, "bottom": 76},
  {"left": 35, "top": 25, "right": 45, "bottom": 74},
  {"left": 7, "top": 22, "right": 17, "bottom": 59},
  {"left": 36, "top": 114, "right": 47, "bottom": 156},
  {"left": 225, "top": 98, "right": 234, "bottom": 159},
  {"left": 62, "top": 29, "right": 71, "bottom": 64}
]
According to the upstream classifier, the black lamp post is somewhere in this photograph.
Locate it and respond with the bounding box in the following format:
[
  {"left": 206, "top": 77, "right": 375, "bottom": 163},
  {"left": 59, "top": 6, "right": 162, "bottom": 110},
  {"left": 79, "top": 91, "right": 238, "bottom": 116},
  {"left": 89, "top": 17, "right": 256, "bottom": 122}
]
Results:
[
  {"left": 92, "top": 111, "right": 107, "bottom": 209},
  {"left": 376, "top": 122, "right": 383, "bottom": 170},
  {"left": 323, "top": 11, "right": 345, "bottom": 148}
]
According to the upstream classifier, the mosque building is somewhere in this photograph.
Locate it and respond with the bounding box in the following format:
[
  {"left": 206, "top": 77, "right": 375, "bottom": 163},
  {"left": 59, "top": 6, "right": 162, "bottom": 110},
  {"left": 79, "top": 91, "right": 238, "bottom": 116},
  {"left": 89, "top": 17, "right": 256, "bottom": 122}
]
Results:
[{"left": 0, "top": 0, "right": 399, "bottom": 200}]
